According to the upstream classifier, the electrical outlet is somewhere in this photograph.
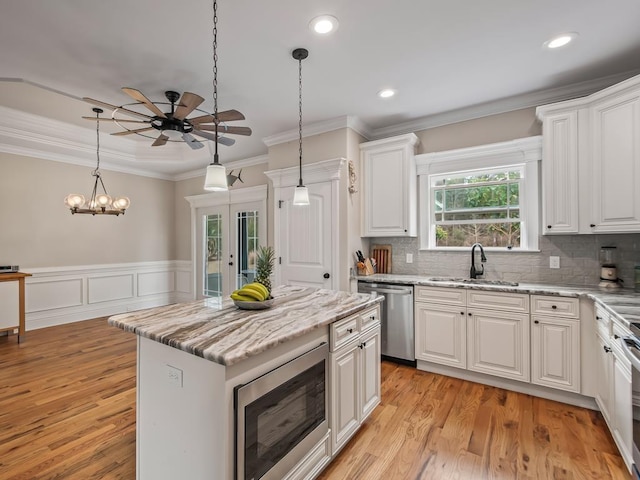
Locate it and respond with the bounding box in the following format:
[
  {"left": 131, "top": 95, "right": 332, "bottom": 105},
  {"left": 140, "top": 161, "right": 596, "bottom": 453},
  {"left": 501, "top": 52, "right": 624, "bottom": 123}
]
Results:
[
  {"left": 406, "top": 253, "right": 413, "bottom": 264},
  {"left": 167, "top": 365, "right": 183, "bottom": 387},
  {"left": 549, "top": 256, "right": 560, "bottom": 269}
]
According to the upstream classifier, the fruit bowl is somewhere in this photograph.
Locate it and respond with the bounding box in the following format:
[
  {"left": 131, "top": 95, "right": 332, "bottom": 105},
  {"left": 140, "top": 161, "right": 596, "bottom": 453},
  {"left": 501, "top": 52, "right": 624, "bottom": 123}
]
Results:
[{"left": 233, "top": 298, "right": 274, "bottom": 310}]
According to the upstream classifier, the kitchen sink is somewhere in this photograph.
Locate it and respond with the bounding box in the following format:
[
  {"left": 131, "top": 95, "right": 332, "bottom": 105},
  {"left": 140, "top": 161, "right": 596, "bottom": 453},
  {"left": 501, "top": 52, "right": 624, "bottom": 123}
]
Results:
[{"left": 428, "top": 277, "right": 519, "bottom": 287}]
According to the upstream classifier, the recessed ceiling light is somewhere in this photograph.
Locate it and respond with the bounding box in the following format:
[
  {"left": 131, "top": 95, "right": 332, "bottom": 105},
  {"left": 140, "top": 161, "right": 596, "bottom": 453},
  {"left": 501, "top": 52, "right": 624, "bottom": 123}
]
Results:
[
  {"left": 378, "top": 89, "right": 396, "bottom": 99},
  {"left": 309, "top": 15, "right": 339, "bottom": 35},
  {"left": 544, "top": 32, "right": 578, "bottom": 49}
]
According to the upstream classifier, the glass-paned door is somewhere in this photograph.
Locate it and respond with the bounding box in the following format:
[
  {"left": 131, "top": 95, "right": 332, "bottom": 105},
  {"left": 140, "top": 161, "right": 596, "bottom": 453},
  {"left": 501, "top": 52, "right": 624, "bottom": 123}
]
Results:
[{"left": 196, "top": 200, "right": 266, "bottom": 301}]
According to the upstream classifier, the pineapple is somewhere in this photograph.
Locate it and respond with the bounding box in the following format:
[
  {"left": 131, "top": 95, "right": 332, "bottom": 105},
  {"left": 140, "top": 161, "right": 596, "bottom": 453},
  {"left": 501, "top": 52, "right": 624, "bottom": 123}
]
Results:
[{"left": 255, "top": 246, "right": 275, "bottom": 296}]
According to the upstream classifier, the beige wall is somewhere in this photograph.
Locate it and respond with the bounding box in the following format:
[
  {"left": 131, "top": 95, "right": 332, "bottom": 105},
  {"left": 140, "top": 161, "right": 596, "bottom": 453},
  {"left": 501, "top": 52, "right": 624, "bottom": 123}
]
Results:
[
  {"left": 267, "top": 130, "right": 349, "bottom": 171},
  {"left": 173, "top": 162, "right": 269, "bottom": 261},
  {"left": 415, "top": 107, "right": 541, "bottom": 153},
  {"left": 0, "top": 152, "right": 175, "bottom": 268}
]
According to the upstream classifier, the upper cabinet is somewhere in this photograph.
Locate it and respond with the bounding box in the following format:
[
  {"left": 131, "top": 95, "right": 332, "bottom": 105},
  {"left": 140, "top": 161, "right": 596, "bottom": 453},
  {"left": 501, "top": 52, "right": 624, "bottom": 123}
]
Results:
[
  {"left": 360, "top": 133, "right": 419, "bottom": 237},
  {"left": 537, "top": 74, "right": 640, "bottom": 234}
]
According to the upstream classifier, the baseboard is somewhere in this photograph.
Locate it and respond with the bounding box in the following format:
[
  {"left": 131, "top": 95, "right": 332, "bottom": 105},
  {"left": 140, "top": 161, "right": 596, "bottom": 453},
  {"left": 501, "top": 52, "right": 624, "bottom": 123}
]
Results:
[{"left": 416, "top": 360, "right": 598, "bottom": 410}]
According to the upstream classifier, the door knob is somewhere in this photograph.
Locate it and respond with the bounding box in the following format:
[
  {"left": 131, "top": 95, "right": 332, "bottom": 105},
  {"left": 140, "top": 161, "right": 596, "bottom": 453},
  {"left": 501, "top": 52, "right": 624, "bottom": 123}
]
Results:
[{"left": 323, "top": 273, "right": 330, "bottom": 279}]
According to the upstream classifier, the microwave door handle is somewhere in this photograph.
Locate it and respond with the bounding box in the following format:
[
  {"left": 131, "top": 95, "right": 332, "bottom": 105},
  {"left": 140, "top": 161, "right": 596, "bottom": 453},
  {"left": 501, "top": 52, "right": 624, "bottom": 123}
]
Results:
[{"left": 620, "top": 337, "right": 640, "bottom": 372}]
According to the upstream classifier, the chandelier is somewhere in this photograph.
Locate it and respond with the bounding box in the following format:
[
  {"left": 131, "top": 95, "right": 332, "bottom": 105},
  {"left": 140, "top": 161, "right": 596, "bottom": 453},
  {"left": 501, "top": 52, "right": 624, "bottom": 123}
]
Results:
[{"left": 64, "top": 108, "right": 131, "bottom": 215}]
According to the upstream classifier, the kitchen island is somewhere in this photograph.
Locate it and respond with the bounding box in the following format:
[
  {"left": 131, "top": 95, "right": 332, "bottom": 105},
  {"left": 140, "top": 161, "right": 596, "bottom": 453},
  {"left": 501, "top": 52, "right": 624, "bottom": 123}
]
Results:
[{"left": 109, "top": 285, "right": 382, "bottom": 480}]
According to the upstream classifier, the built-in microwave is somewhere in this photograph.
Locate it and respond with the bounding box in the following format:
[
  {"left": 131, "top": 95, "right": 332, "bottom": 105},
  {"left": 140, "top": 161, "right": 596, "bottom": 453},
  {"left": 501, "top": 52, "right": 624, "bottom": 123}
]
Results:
[{"left": 234, "top": 342, "right": 328, "bottom": 480}]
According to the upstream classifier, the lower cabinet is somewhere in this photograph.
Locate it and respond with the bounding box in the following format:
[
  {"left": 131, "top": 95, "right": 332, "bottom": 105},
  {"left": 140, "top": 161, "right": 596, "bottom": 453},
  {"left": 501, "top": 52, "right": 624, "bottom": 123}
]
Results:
[
  {"left": 595, "top": 333, "right": 614, "bottom": 422},
  {"left": 531, "top": 316, "right": 581, "bottom": 392},
  {"left": 467, "top": 309, "right": 530, "bottom": 382},
  {"left": 330, "top": 308, "right": 381, "bottom": 455},
  {"left": 415, "top": 302, "right": 466, "bottom": 369},
  {"left": 612, "top": 349, "right": 633, "bottom": 462}
]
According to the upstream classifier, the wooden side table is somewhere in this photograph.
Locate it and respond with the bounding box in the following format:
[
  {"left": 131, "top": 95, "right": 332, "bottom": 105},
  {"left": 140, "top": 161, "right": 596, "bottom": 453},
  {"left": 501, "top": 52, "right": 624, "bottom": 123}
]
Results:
[{"left": 0, "top": 272, "right": 31, "bottom": 343}]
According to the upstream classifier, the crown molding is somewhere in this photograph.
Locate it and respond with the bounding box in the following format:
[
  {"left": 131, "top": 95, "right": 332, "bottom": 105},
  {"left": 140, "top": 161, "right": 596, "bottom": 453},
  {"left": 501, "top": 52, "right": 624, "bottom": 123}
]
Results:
[
  {"left": 0, "top": 105, "right": 176, "bottom": 180},
  {"left": 262, "top": 115, "right": 373, "bottom": 147},
  {"left": 371, "top": 69, "right": 640, "bottom": 139},
  {"left": 264, "top": 157, "right": 345, "bottom": 188},
  {"left": 172, "top": 154, "right": 269, "bottom": 182}
]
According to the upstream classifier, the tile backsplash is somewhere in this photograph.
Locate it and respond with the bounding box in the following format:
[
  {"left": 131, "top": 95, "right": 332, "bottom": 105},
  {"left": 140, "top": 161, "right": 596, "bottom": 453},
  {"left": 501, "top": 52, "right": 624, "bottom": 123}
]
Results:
[{"left": 385, "top": 233, "right": 640, "bottom": 288}]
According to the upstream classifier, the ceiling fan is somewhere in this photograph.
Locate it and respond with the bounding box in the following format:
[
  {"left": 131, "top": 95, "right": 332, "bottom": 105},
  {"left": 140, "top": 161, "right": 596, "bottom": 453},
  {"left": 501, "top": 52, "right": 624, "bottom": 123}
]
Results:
[{"left": 82, "top": 88, "right": 252, "bottom": 150}]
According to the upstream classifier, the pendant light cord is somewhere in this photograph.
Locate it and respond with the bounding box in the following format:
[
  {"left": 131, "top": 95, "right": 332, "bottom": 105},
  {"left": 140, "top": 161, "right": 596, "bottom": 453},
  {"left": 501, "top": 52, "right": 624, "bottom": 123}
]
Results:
[
  {"left": 93, "top": 109, "right": 101, "bottom": 176},
  {"left": 212, "top": 0, "right": 219, "bottom": 162},
  {"left": 298, "top": 54, "right": 303, "bottom": 187}
]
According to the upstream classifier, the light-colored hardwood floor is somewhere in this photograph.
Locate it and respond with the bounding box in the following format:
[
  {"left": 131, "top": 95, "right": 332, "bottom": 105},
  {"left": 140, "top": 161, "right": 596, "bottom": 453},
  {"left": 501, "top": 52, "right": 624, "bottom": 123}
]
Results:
[{"left": 0, "top": 318, "right": 631, "bottom": 479}]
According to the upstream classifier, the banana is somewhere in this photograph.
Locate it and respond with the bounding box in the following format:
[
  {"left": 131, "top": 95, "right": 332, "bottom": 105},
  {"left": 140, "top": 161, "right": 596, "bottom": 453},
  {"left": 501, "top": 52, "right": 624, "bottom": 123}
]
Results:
[
  {"left": 242, "top": 283, "right": 269, "bottom": 300},
  {"left": 231, "top": 292, "right": 256, "bottom": 302},
  {"left": 236, "top": 288, "right": 264, "bottom": 301}
]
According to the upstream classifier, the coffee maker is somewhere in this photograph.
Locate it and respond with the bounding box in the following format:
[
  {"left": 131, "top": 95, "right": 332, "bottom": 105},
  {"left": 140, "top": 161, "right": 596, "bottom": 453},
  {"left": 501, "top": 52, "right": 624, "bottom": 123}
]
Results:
[{"left": 599, "top": 246, "right": 621, "bottom": 288}]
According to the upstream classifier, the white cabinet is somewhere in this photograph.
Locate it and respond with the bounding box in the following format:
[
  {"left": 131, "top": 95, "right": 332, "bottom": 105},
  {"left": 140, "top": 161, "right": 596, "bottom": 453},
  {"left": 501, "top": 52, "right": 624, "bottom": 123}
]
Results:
[
  {"left": 590, "top": 88, "right": 640, "bottom": 232},
  {"left": 595, "top": 332, "right": 614, "bottom": 423},
  {"left": 467, "top": 308, "right": 530, "bottom": 382},
  {"left": 329, "top": 307, "right": 381, "bottom": 454},
  {"left": 531, "top": 295, "right": 581, "bottom": 393},
  {"left": 537, "top": 73, "right": 640, "bottom": 234},
  {"left": 415, "top": 286, "right": 466, "bottom": 369},
  {"left": 539, "top": 110, "right": 580, "bottom": 234},
  {"left": 612, "top": 349, "right": 633, "bottom": 463},
  {"left": 360, "top": 133, "right": 419, "bottom": 237}
]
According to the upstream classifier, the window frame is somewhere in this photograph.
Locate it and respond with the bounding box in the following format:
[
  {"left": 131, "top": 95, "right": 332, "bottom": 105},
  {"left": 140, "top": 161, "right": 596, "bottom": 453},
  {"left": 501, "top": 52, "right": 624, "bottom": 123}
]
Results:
[{"left": 416, "top": 136, "right": 541, "bottom": 251}]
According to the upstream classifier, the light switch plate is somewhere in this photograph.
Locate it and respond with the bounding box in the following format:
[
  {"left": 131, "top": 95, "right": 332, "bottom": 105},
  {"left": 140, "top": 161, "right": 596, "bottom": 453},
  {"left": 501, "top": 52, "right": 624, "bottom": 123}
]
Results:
[
  {"left": 550, "top": 256, "right": 560, "bottom": 269},
  {"left": 406, "top": 253, "right": 413, "bottom": 264}
]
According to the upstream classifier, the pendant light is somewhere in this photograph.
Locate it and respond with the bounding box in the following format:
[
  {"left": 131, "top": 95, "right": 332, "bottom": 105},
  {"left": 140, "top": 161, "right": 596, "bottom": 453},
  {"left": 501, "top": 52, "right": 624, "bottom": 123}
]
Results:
[
  {"left": 64, "top": 107, "right": 130, "bottom": 215},
  {"left": 203, "top": 0, "right": 228, "bottom": 191},
  {"left": 292, "top": 48, "right": 310, "bottom": 206}
]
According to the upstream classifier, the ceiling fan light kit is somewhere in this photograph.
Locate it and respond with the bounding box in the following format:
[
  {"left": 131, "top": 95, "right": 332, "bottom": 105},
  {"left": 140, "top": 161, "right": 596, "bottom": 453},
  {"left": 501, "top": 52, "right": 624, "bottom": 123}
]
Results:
[
  {"left": 292, "top": 47, "right": 310, "bottom": 206},
  {"left": 64, "top": 108, "right": 131, "bottom": 216}
]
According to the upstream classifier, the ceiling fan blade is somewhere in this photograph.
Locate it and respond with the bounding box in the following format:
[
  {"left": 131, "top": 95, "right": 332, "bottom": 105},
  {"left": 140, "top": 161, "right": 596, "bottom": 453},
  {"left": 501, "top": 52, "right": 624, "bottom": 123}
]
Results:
[
  {"left": 192, "top": 129, "right": 236, "bottom": 146},
  {"left": 83, "top": 97, "right": 154, "bottom": 120},
  {"left": 152, "top": 134, "right": 169, "bottom": 146},
  {"left": 197, "top": 125, "right": 252, "bottom": 136},
  {"left": 174, "top": 92, "right": 204, "bottom": 120},
  {"left": 182, "top": 133, "right": 204, "bottom": 150},
  {"left": 82, "top": 116, "right": 150, "bottom": 124},
  {"left": 121, "top": 87, "right": 167, "bottom": 118},
  {"left": 111, "top": 127, "right": 156, "bottom": 136},
  {"left": 190, "top": 109, "right": 245, "bottom": 124}
]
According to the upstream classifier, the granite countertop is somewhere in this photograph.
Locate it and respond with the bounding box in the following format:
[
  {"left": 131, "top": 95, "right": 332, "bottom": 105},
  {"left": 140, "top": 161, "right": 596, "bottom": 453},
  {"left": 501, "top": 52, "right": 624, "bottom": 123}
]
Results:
[
  {"left": 108, "top": 284, "right": 382, "bottom": 366},
  {"left": 357, "top": 274, "right": 640, "bottom": 327}
]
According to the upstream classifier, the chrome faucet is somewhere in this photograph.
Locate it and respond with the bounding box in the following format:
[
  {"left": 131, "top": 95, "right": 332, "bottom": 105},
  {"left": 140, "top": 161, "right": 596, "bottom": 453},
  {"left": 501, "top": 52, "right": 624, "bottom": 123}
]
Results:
[{"left": 470, "top": 243, "right": 487, "bottom": 279}]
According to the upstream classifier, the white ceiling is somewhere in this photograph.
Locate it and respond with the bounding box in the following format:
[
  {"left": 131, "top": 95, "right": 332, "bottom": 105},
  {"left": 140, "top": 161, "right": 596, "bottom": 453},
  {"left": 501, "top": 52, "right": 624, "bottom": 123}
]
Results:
[{"left": 1, "top": 0, "right": 640, "bottom": 177}]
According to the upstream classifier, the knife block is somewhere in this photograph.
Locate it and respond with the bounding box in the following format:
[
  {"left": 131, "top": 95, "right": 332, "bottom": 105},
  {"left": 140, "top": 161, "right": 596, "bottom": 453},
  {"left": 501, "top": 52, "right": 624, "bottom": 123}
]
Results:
[{"left": 357, "top": 258, "right": 375, "bottom": 276}]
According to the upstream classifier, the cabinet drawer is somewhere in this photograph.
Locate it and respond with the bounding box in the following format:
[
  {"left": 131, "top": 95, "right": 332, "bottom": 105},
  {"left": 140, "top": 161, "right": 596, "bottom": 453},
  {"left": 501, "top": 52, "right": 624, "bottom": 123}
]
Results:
[
  {"left": 359, "top": 307, "right": 380, "bottom": 332},
  {"left": 330, "top": 315, "right": 359, "bottom": 351},
  {"left": 595, "top": 305, "right": 611, "bottom": 339},
  {"left": 467, "top": 290, "right": 529, "bottom": 313},
  {"left": 415, "top": 286, "right": 466, "bottom": 306},
  {"left": 531, "top": 295, "right": 579, "bottom": 318}
]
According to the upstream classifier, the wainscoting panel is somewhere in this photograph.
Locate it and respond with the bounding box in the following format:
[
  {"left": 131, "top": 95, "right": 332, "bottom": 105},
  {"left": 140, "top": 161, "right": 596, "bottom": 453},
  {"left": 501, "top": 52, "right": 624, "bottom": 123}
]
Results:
[
  {"left": 138, "top": 271, "right": 175, "bottom": 297},
  {"left": 88, "top": 274, "right": 135, "bottom": 304},
  {"left": 24, "top": 261, "right": 194, "bottom": 331},
  {"left": 26, "top": 277, "right": 84, "bottom": 313}
]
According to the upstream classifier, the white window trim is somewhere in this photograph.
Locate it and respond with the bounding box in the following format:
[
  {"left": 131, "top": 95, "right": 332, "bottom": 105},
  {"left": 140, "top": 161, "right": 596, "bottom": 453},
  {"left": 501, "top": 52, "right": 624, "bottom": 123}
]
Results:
[{"left": 416, "top": 136, "right": 541, "bottom": 251}]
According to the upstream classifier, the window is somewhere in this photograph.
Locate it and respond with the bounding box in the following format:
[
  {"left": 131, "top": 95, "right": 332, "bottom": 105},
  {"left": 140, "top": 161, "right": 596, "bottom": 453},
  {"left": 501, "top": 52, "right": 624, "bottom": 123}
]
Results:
[{"left": 416, "top": 137, "right": 541, "bottom": 251}]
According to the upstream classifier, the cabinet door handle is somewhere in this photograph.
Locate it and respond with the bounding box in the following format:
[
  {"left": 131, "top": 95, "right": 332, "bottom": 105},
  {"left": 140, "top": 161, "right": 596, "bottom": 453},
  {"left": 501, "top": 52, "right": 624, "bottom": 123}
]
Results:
[
  {"left": 590, "top": 223, "right": 596, "bottom": 228},
  {"left": 614, "top": 334, "right": 620, "bottom": 340},
  {"left": 551, "top": 305, "right": 557, "bottom": 310},
  {"left": 604, "top": 346, "right": 612, "bottom": 353},
  {"left": 534, "top": 320, "right": 539, "bottom": 324},
  {"left": 347, "top": 328, "right": 354, "bottom": 334}
]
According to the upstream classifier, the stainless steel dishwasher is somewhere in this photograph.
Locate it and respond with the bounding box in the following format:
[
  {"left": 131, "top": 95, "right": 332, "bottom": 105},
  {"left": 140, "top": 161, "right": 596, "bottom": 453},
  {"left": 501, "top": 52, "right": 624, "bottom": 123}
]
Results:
[{"left": 358, "top": 281, "right": 415, "bottom": 365}]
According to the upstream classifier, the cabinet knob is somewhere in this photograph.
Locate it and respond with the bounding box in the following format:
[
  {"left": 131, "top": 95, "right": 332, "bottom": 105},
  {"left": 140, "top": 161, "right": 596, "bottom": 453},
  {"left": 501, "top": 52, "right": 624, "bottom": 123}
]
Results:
[
  {"left": 370, "top": 315, "right": 375, "bottom": 321},
  {"left": 534, "top": 320, "right": 539, "bottom": 324},
  {"left": 468, "top": 312, "right": 472, "bottom": 316},
  {"left": 323, "top": 273, "right": 330, "bottom": 279},
  {"left": 363, "top": 341, "right": 367, "bottom": 347},
  {"left": 590, "top": 224, "right": 596, "bottom": 228},
  {"left": 604, "top": 346, "right": 612, "bottom": 353},
  {"left": 460, "top": 311, "right": 465, "bottom": 316},
  {"left": 551, "top": 305, "right": 557, "bottom": 310},
  {"left": 596, "top": 316, "right": 602, "bottom": 320},
  {"left": 614, "top": 334, "right": 620, "bottom": 340},
  {"left": 228, "top": 262, "right": 234, "bottom": 266},
  {"left": 547, "top": 225, "right": 552, "bottom": 229},
  {"left": 347, "top": 328, "right": 354, "bottom": 334}
]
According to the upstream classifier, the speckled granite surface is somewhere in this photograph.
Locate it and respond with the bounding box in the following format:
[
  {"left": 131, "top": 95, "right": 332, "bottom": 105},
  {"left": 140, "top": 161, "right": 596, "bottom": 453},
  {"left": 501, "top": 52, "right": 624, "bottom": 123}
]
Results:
[
  {"left": 108, "top": 285, "right": 382, "bottom": 366},
  {"left": 357, "top": 274, "right": 640, "bottom": 326}
]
